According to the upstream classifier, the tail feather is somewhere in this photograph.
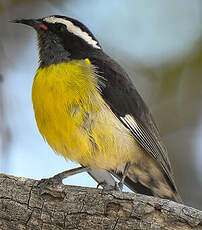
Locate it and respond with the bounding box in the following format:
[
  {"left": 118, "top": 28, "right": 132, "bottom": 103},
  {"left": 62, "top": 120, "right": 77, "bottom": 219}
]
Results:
[
  {"left": 86, "top": 166, "right": 182, "bottom": 203},
  {"left": 111, "top": 163, "right": 182, "bottom": 203},
  {"left": 111, "top": 171, "right": 153, "bottom": 196}
]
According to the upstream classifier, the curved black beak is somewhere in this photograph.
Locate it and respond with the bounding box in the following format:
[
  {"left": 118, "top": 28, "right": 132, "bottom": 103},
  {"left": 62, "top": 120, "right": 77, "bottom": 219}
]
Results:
[{"left": 10, "top": 18, "right": 42, "bottom": 30}]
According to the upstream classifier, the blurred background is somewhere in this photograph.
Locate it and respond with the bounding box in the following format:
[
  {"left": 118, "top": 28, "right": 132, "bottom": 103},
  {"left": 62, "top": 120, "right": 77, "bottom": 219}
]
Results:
[{"left": 0, "top": 0, "right": 202, "bottom": 209}]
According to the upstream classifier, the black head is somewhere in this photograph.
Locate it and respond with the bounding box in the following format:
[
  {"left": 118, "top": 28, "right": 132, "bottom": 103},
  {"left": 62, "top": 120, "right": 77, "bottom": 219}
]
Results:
[{"left": 12, "top": 15, "right": 102, "bottom": 67}]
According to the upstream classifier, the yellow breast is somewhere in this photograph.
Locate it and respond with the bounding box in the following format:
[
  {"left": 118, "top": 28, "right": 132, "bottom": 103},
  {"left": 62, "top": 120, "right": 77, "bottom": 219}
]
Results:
[{"left": 32, "top": 59, "right": 138, "bottom": 170}]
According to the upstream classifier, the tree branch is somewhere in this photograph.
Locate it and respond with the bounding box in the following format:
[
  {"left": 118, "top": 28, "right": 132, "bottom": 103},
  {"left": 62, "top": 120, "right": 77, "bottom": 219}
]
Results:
[{"left": 0, "top": 173, "right": 201, "bottom": 230}]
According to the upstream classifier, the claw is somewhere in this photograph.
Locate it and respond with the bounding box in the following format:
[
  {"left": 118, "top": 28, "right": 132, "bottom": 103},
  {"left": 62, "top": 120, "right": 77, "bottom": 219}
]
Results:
[
  {"left": 97, "top": 181, "right": 121, "bottom": 192},
  {"left": 117, "top": 162, "right": 130, "bottom": 191},
  {"left": 118, "top": 181, "right": 124, "bottom": 191},
  {"left": 36, "top": 166, "right": 89, "bottom": 195},
  {"left": 37, "top": 175, "right": 63, "bottom": 195}
]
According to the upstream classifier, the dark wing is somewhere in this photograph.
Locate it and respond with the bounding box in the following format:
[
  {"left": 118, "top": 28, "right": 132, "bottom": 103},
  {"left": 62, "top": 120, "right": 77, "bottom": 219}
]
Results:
[{"left": 88, "top": 51, "right": 177, "bottom": 192}]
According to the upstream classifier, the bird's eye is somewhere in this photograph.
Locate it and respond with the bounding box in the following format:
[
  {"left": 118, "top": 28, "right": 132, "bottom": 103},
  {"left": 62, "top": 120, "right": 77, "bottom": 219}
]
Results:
[{"left": 57, "top": 23, "right": 66, "bottom": 32}]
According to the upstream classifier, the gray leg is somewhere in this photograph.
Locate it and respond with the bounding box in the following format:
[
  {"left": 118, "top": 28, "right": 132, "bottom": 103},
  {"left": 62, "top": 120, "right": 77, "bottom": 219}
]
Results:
[
  {"left": 53, "top": 166, "right": 90, "bottom": 181},
  {"left": 37, "top": 166, "right": 90, "bottom": 193},
  {"left": 118, "top": 162, "right": 131, "bottom": 190},
  {"left": 88, "top": 169, "right": 117, "bottom": 191}
]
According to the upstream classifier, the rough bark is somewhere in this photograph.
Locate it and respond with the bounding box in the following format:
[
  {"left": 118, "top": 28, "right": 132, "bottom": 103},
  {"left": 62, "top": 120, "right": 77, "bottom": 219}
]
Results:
[{"left": 0, "top": 173, "right": 202, "bottom": 230}]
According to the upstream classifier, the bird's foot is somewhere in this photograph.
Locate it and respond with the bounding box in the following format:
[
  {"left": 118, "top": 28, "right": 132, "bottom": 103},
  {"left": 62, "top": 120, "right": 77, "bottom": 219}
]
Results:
[
  {"left": 37, "top": 175, "right": 63, "bottom": 195},
  {"left": 97, "top": 181, "right": 122, "bottom": 192},
  {"left": 36, "top": 167, "right": 88, "bottom": 195},
  {"left": 118, "top": 181, "right": 124, "bottom": 191}
]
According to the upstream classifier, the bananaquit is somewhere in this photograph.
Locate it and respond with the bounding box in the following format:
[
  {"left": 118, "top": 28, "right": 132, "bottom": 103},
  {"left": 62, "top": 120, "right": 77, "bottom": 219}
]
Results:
[{"left": 13, "top": 15, "right": 181, "bottom": 202}]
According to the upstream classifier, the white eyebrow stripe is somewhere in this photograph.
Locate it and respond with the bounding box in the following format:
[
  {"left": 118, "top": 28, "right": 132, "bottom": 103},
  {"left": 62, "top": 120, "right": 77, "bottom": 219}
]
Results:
[{"left": 44, "top": 16, "right": 101, "bottom": 49}]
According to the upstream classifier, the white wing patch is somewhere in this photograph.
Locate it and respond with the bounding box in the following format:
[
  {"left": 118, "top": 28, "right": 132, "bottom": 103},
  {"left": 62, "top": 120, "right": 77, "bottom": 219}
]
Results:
[
  {"left": 44, "top": 16, "right": 101, "bottom": 49},
  {"left": 120, "top": 114, "right": 153, "bottom": 151},
  {"left": 120, "top": 114, "right": 140, "bottom": 132},
  {"left": 120, "top": 114, "right": 160, "bottom": 158}
]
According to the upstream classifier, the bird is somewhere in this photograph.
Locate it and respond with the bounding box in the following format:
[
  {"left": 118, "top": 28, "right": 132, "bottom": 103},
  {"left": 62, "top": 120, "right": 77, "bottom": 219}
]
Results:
[{"left": 12, "top": 15, "right": 181, "bottom": 202}]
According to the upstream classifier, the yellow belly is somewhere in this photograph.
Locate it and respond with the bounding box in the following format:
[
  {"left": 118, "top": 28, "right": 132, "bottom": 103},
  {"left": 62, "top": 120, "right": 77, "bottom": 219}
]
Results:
[{"left": 32, "top": 59, "right": 138, "bottom": 170}]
